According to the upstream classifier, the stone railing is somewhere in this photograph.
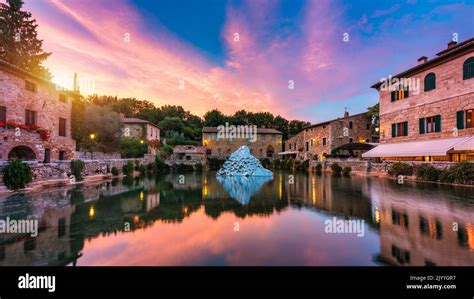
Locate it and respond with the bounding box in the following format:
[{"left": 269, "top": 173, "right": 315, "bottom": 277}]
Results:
[{"left": 74, "top": 151, "right": 122, "bottom": 160}]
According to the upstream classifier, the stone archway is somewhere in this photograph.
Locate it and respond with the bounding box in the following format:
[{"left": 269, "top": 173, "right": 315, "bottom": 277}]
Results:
[{"left": 8, "top": 146, "right": 37, "bottom": 161}]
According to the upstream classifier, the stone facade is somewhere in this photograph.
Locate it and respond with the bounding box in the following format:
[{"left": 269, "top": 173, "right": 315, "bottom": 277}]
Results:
[
  {"left": 170, "top": 145, "right": 206, "bottom": 165},
  {"left": 0, "top": 61, "right": 76, "bottom": 161},
  {"left": 371, "top": 38, "right": 474, "bottom": 161},
  {"left": 123, "top": 118, "right": 160, "bottom": 155},
  {"left": 202, "top": 127, "right": 283, "bottom": 159},
  {"left": 286, "top": 111, "right": 374, "bottom": 160}
]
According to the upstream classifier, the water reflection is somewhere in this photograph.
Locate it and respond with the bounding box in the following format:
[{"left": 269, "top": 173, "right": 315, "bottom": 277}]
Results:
[
  {"left": 0, "top": 172, "right": 472, "bottom": 266},
  {"left": 216, "top": 175, "right": 273, "bottom": 205}
]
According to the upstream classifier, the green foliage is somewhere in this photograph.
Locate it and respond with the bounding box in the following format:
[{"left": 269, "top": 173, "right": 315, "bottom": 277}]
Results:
[
  {"left": 301, "top": 160, "right": 310, "bottom": 171},
  {"left": 272, "top": 159, "right": 281, "bottom": 169},
  {"left": 342, "top": 166, "right": 352, "bottom": 176},
  {"left": 446, "top": 162, "right": 474, "bottom": 184},
  {"left": 0, "top": 0, "right": 51, "bottom": 78},
  {"left": 388, "top": 162, "right": 414, "bottom": 177},
  {"left": 111, "top": 166, "right": 119, "bottom": 176},
  {"left": 331, "top": 163, "right": 342, "bottom": 175},
  {"left": 173, "top": 163, "right": 194, "bottom": 172},
  {"left": 2, "top": 159, "right": 33, "bottom": 190},
  {"left": 122, "top": 161, "right": 134, "bottom": 177},
  {"left": 154, "top": 155, "right": 170, "bottom": 173},
  {"left": 203, "top": 109, "right": 227, "bottom": 127},
  {"left": 194, "top": 163, "right": 203, "bottom": 172},
  {"left": 260, "top": 158, "right": 271, "bottom": 169},
  {"left": 415, "top": 164, "right": 440, "bottom": 181},
  {"left": 84, "top": 104, "right": 123, "bottom": 152},
  {"left": 160, "top": 144, "right": 174, "bottom": 158},
  {"left": 120, "top": 137, "right": 148, "bottom": 158},
  {"left": 138, "top": 164, "right": 147, "bottom": 176},
  {"left": 315, "top": 163, "right": 322, "bottom": 173},
  {"left": 70, "top": 159, "right": 85, "bottom": 181}
]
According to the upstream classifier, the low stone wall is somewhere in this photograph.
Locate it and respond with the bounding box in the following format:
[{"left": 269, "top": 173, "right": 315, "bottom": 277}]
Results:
[
  {"left": 311, "top": 159, "right": 463, "bottom": 174},
  {"left": 74, "top": 151, "right": 121, "bottom": 160},
  {"left": 0, "top": 158, "right": 147, "bottom": 183}
]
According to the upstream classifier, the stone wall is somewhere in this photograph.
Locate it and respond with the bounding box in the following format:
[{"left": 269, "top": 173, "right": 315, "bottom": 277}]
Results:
[
  {"left": 75, "top": 151, "right": 121, "bottom": 160},
  {"left": 378, "top": 50, "right": 474, "bottom": 143},
  {"left": 203, "top": 134, "right": 282, "bottom": 159}
]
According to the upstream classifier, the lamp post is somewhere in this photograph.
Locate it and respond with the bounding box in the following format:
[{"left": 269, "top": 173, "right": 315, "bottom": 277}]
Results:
[{"left": 89, "top": 133, "right": 96, "bottom": 160}]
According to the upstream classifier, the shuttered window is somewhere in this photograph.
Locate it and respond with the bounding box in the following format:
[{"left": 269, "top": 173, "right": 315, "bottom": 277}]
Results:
[
  {"left": 25, "top": 110, "right": 37, "bottom": 125},
  {"left": 419, "top": 115, "right": 441, "bottom": 134},
  {"left": 390, "top": 84, "right": 409, "bottom": 102},
  {"left": 392, "top": 121, "right": 408, "bottom": 137},
  {"left": 424, "top": 73, "right": 436, "bottom": 92},
  {"left": 25, "top": 80, "right": 37, "bottom": 92},
  {"left": 463, "top": 57, "right": 474, "bottom": 80},
  {"left": 59, "top": 118, "right": 66, "bottom": 137},
  {"left": 457, "top": 109, "right": 473, "bottom": 129}
]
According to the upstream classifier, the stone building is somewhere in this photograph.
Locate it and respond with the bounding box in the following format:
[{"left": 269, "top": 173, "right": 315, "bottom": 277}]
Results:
[
  {"left": 0, "top": 60, "right": 76, "bottom": 162},
  {"left": 202, "top": 127, "right": 282, "bottom": 159},
  {"left": 284, "top": 111, "right": 375, "bottom": 161},
  {"left": 122, "top": 118, "right": 160, "bottom": 155},
  {"left": 170, "top": 145, "right": 206, "bottom": 166},
  {"left": 363, "top": 38, "right": 474, "bottom": 162}
]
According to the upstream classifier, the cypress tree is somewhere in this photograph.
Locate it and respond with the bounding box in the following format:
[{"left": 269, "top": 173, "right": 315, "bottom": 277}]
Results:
[{"left": 0, "top": 0, "right": 51, "bottom": 79}]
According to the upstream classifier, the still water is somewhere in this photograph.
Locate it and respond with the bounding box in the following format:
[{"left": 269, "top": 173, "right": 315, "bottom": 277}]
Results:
[{"left": 0, "top": 171, "right": 473, "bottom": 266}]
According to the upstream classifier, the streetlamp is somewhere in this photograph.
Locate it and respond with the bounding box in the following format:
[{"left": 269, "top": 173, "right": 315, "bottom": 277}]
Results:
[
  {"left": 375, "top": 127, "right": 380, "bottom": 133},
  {"left": 90, "top": 133, "right": 96, "bottom": 140}
]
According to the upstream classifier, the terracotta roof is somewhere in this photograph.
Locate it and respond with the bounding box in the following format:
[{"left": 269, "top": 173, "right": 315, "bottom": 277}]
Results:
[
  {"left": 202, "top": 127, "right": 282, "bottom": 134},
  {"left": 123, "top": 118, "right": 160, "bottom": 128},
  {"left": 371, "top": 37, "right": 474, "bottom": 89}
]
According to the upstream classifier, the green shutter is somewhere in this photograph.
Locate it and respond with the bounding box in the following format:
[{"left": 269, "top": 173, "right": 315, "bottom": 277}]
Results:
[
  {"left": 457, "top": 111, "right": 465, "bottom": 129},
  {"left": 403, "top": 121, "right": 408, "bottom": 136},
  {"left": 404, "top": 86, "right": 409, "bottom": 98},
  {"left": 419, "top": 118, "right": 425, "bottom": 134},
  {"left": 434, "top": 115, "right": 441, "bottom": 132},
  {"left": 391, "top": 91, "right": 396, "bottom": 102},
  {"left": 392, "top": 123, "right": 396, "bottom": 137}
]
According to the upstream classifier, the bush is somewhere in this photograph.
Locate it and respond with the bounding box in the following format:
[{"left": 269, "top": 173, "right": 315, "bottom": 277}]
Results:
[
  {"left": 446, "top": 162, "right": 474, "bottom": 184},
  {"left": 208, "top": 158, "right": 225, "bottom": 171},
  {"left": 388, "top": 162, "right": 413, "bottom": 177},
  {"left": 194, "top": 163, "right": 203, "bottom": 172},
  {"left": 331, "top": 163, "right": 342, "bottom": 175},
  {"left": 2, "top": 159, "right": 33, "bottom": 190},
  {"left": 439, "top": 169, "right": 454, "bottom": 183},
  {"left": 160, "top": 144, "right": 174, "bottom": 158},
  {"left": 273, "top": 159, "right": 281, "bottom": 169},
  {"left": 293, "top": 159, "right": 302, "bottom": 170},
  {"left": 315, "top": 163, "right": 322, "bottom": 174},
  {"left": 301, "top": 160, "right": 310, "bottom": 171},
  {"left": 71, "top": 159, "right": 85, "bottom": 181},
  {"left": 122, "top": 161, "right": 134, "bottom": 176},
  {"left": 415, "top": 164, "right": 440, "bottom": 181},
  {"left": 111, "top": 166, "right": 119, "bottom": 176},
  {"left": 342, "top": 166, "right": 352, "bottom": 176},
  {"left": 138, "top": 164, "right": 147, "bottom": 175},
  {"left": 154, "top": 156, "right": 170, "bottom": 173},
  {"left": 260, "top": 158, "right": 271, "bottom": 169},
  {"left": 120, "top": 137, "right": 148, "bottom": 158},
  {"left": 147, "top": 162, "right": 154, "bottom": 173}
]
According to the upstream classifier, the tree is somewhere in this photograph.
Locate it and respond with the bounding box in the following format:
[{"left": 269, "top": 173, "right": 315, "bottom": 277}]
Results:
[
  {"left": 230, "top": 110, "right": 250, "bottom": 125},
  {"left": 288, "top": 120, "right": 310, "bottom": 137},
  {"left": 158, "top": 117, "right": 184, "bottom": 135},
  {"left": 0, "top": 0, "right": 51, "bottom": 78},
  {"left": 273, "top": 115, "right": 289, "bottom": 139},
  {"left": 367, "top": 103, "right": 379, "bottom": 127},
  {"left": 249, "top": 112, "right": 274, "bottom": 128},
  {"left": 85, "top": 105, "right": 123, "bottom": 152},
  {"left": 203, "top": 109, "right": 226, "bottom": 127}
]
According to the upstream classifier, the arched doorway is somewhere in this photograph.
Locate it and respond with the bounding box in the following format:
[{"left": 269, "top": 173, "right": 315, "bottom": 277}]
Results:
[
  {"left": 266, "top": 146, "right": 274, "bottom": 158},
  {"left": 8, "top": 146, "right": 37, "bottom": 161}
]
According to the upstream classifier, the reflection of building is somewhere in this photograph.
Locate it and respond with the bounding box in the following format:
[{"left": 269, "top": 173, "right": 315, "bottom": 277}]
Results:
[
  {"left": 170, "top": 145, "right": 206, "bottom": 165},
  {"left": 122, "top": 118, "right": 160, "bottom": 155},
  {"left": 285, "top": 111, "right": 375, "bottom": 160},
  {"left": 202, "top": 127, "right": 282, "bottom": 159},
  {"left": 0, "top": 60, "right": 77, "bottom": 161},
  {"left": 374, "top": 180, "right": 474, "bottom": 266},
  {"left": 363, "top": 38, "right": 474, "bottom": 162}
]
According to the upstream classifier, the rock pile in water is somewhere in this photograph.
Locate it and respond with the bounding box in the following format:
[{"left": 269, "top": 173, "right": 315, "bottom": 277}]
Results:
[{"left": 216, "top": 145, "right": 273, "bottom": 177}]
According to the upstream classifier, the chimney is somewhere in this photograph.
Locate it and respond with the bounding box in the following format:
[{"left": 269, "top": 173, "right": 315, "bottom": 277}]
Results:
[
  {"left": 344, "top": 111, "right": 349, "bottom": 118},
  {"left": 447, "top": 40, "right": 457, "bottom": 49},
  {"left": 73, "top": 73, "right": 79, "bottom": 92},
  {"left": 417, "top": 56, "right": 427, "bottom": 65}
]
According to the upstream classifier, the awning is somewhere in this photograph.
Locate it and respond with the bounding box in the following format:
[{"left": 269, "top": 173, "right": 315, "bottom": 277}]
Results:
[
  {"left": 362, "top": 137, "right": 472, "bottom": 158},
  {"left": 278, "top": 151, "right": 299, "bottom": 155},
  {"left": 454, "top": 136, "right": 474, "bottom": 151}
]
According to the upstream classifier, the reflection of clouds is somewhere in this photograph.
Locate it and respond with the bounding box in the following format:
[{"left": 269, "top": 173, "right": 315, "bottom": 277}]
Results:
[{"left": 217, "top": 176, "right": 272, "bottom": 205}]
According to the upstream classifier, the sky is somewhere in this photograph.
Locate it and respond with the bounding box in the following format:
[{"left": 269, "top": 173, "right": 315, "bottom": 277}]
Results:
[{"left": 21, "top": 0, "right": 474, "bottom": 123}]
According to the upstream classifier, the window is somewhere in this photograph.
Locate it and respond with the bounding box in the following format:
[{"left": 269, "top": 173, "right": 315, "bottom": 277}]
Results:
[
  {"left": 310, "top": 139, "right": 313, "bottom": 146},
  {"left": 349, "top": 138, "right": 353, "bottom": 143},
  {"left": 59, "top": 118, "right": 66, "bottom": 137},
  {"left": 215, "top": 133, "right": 219, "bottom": 141},
  {"left": 261, "top": 134, "right": 266, "bottom": 141},
  {"left": 59, "top": 94, "right": 67, "bottom": 103},
  {"left": 0, "top": 106, "right": 6, "bottom": 125},
  {"left": 206, "top": 133, "right": 211, "bottom": 140},
  {"left": 349, "top": 121, "right": 353, "bottom": 129},
  {"left": 289, "top": 143, "right": 292, "bottom": 149},
  {"left": 457, "top": 109, "right": 473, "bottom": 129},
  {"left": 424, "top": 73, "right": 436, "bottom": 91},
  {"left": 25, "top": 80, "right": 37, "bottom": 92},
  {"left": 59, "top": 151, "right": 65, "bottom": 160},
  {"left": 322, "top": 138, "right": 326, "bottom": 146},
  {"left": 272, "top": 134, "right": 275, "bottom": 142},
  {"left": 25, "top": 110, "right": 37, "bottom": 125},
  {"left": 463, "top": 57, "right": 474, "bottom": 80},
  {"left": 391, "top": 121, "right": 408, "bottom": 137},
  {"left": 391, "top": 84, "right": 409, "bottom": 101},
  {"left": 419, "top": 115, "right": 441, "bottom": 134},
  {"left": 366, "top": 123, "right": 370, "bottom": 130}
]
